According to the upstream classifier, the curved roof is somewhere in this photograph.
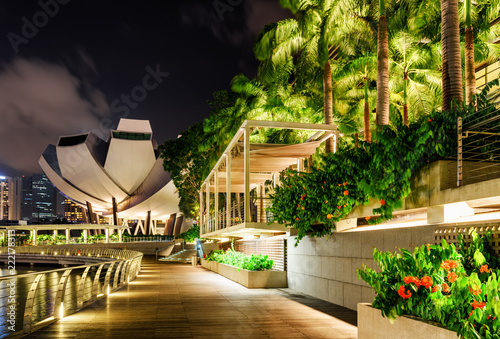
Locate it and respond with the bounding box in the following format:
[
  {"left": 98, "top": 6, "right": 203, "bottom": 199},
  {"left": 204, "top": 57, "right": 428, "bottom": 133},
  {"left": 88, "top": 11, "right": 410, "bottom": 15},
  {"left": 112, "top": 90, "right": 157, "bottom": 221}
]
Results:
[{"left": 39, "top": 119, "right": 180, "bottom": 219}]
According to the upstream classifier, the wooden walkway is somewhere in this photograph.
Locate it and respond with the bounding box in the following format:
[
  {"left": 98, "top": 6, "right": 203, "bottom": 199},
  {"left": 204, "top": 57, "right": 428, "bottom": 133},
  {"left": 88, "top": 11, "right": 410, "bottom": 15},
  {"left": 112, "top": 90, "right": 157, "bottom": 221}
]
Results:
[{"left": 25, "top": 256, "right": 357, "bottom": 339}]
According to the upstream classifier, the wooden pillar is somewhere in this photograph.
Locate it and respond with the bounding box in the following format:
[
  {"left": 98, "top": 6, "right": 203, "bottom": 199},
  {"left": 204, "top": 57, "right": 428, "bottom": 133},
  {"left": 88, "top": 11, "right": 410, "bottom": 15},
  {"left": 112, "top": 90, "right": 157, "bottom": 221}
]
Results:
[
  {"left": 215, "top": 170, "right": 219, "bottom": 230},
  {"left": 226, "top": 154, "right": 231, "bottom": 229},
  {"left": 112, "top": 197, "right": 118, "bottom": 226}
]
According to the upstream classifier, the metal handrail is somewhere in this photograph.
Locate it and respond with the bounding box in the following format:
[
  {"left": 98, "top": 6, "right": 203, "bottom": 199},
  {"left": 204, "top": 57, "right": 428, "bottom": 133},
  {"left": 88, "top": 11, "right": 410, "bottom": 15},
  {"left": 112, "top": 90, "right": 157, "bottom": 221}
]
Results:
[{"left": 0, "top": 247, "right": 142, "bottom": 337}]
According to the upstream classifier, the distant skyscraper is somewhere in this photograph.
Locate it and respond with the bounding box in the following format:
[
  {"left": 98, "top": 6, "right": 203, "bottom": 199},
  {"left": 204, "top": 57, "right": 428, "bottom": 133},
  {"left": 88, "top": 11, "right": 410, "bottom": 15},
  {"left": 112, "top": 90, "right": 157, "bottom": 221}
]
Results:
[
  {"left": 0, "top": 176, "right": 22, "bottom": 220},
  {"left": 0, "top": 177, "right": 8, "bottom": 220},
  {"left": 8, "top": 177, "right": 21, "bottom": 220},
  {"left": 63, "top": 198, "right": 85, "bottom": 223},
  {"left": 21, "top": 173, "right": 57, "bottom": 221}
]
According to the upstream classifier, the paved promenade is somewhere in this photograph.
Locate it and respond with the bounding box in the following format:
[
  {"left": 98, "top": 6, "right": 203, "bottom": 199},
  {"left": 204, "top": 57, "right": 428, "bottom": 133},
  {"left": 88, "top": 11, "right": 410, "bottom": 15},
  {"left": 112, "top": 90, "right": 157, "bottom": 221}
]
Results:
[{"left": 25, "top": 256, "right": 357, "bottom": 339}]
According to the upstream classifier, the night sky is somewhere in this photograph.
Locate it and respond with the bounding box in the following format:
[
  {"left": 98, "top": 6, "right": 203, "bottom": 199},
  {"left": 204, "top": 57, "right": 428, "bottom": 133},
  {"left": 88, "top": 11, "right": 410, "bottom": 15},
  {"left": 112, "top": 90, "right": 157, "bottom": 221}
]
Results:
[{"left": 0, "top": 0, "right": 291, "bottom": 177}]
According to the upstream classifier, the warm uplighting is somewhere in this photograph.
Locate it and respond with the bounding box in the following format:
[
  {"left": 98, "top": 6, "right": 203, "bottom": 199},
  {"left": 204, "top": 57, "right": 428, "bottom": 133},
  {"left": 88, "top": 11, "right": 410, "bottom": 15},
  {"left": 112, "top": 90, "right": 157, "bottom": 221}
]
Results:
[
  {"left": 54, "top": 252, "right": 58, "bottom": 255},
  {"left": 97, "top": 293, "right": 105, "bottom": 297},
  {"left": 59, "top": 302, "right": 64, "bottom": 319},
  {"left": 66, "top": 252, "right": 69, "bottom": 255},
  {"left": 41, "top": 251, "right": 44, "bottom": 254},
  {"left": 107, "top": 285, "right": 110, "bottom": 296}
]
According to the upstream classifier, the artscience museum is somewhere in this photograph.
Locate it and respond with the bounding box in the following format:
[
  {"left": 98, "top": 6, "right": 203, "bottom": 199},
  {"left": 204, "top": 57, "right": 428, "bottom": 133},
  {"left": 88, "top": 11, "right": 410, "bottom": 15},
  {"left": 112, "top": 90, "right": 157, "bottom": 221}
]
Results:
[{"left": 38, "top": 118, "right": 187, "bottom": 235}]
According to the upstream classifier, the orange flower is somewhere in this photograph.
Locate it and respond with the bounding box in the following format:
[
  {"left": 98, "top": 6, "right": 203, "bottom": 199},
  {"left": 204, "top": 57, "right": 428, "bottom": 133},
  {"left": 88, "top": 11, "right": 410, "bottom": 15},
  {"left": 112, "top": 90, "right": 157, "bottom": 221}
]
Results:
[
  {"left": 380, "top": 199, "right": 386, "bottom": 205},
  {"left": 327, "top": 214, "right": 333, "bottom": 219},
  {"left": 398, "top": 285, "right": 411, "bottom": 299},
  {"left": 298, "top": 204, "right": 301, "bottom": 208},
  {"left": 301, "top": 206, "right": 305, "bottom": 210},
  {"left": 420, "top": 276, "right": 433, "bottom": 289},
  {"left": 365, "top": 216, "right": 371, "bottom": 221},
  {"left": 469, "top": 286, "right": 482, "bottom": 296},
  {"left": 343, "top": 190, "right": 349, "bottom": 196},
  {"left": 338, "top": 184, "right": 342, "bottom": 186},
  {"left": 343, "top": 182, "right": 348, "bottom": 186},
  {"left": 324, "top": 200, "right": 328, "bottom": 204},
  {"left": 442, "top": 283, "right": 450, "bottom": 293},
  {"left": 447, "top": 272, "right": 458, "bottom": 283},
  {"left": 440, "top": 260, "right": 459, "bottom": 271},
  {"left": 480, "top": 264, "right": 491, "bottom": 273},
  {"left": 431, "top": 285, "right": 439, "bottom": 293},
  {"left": 337, "top": 205, "right": 341, "bottom": 209},
  {"left": 295, "top": 217, "right": 299, "bottom": 221},
  {"left": 472, "top": 300, "right": 486, "bottom": 310},
  {"left": 404, "top": 276, "right": 421, "bottom": 287}
]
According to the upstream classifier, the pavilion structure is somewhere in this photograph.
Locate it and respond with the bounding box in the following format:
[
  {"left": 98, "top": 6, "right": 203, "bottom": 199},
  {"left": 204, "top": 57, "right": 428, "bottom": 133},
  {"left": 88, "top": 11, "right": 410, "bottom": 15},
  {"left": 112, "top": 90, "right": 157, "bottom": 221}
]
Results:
[{"left": 199, "top": 120, "right": 339, "bottom": 239}]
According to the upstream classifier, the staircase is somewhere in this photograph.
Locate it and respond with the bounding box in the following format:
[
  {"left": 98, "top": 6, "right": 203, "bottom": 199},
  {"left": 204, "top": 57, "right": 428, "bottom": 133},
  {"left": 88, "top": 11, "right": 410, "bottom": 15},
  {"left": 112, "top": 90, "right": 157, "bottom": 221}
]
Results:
[{"left": 159, "top": 249, "right": 197, "bottom": 263}]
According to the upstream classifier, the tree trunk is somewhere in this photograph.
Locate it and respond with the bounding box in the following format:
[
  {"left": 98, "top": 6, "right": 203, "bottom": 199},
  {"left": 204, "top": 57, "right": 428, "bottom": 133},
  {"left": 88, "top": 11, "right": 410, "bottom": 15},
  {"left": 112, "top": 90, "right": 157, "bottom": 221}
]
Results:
[
  {"left": 403, "top": 73, "right": 408, "bottom": 126},
  {"left": 364, "top": 79, "right": 371, "bottom": 142},
  {"left": 465, "top": 27, "right": 476, "bottom": 105},
  {"left": 323, "top": 61, "right": 334, "bottom": 153},
  {"left": 441, "top": 0, "right": 463, "bottom": 111},
  {"left": 376, "top": 12, "right": 389, "bottom": 125}
]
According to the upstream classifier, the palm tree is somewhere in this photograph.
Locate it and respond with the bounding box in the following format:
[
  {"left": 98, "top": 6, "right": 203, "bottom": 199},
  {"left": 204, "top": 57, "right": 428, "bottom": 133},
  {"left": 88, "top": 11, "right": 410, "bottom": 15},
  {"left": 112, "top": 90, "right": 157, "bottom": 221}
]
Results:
[
  {"left": 441, "top": 0, "right": 463, "bottom": 111},
  {"left": 377, "top": 0, "right": 390, "bottom": 125},
  {"left": 390, "top": 32, "right": 442, "bottom": 125},
  {"left": 464, "top": 0, "right": 476, "bottom": 105},
  {"left": 336, "top": 55, "right": 377, "bottom": 141}
]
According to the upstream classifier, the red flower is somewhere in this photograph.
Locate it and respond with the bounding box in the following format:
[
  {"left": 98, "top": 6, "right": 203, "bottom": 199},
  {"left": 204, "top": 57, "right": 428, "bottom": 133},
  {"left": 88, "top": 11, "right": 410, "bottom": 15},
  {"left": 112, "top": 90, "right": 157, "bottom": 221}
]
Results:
[
  {"left": 480, "top": 264, "right": 491, "bottom": 273},
  {"left": 431, "top": 285, "right": 439, "bottom": 293},
  {"left": 469, "top": 286, "right": 482, "bottom": 296},
  {"left": 447, "top": 272, "right": 458, "bottom": 283},
  {"left": 428, "top": 118, "right": 432, "bottom": 122},
  {"left": 404, "top": 276, "right": 421, "bottom": 287},
  {"left": 365, "top": 216, "right": 371, "bottom": 221},
  {"left": 343, "top": 190, "right": 349, "bottom": 196},
  {"left": 295, "top": 217, "right": 299, "bottom": 221},
  {"left": 324, "top": 200, "right": 328, "bottom": 204},
  {"left": 398, "top": 285, "right": 411, "bottom": 299},
  {"left": 380, "top": 199, "right": 386, "bottom": 205},
  {"left": 337, "top": 205, "right": 341, "bottom": 209},
  {"left": 327, "top": 214, "right": 333, "bottom": 219},
  {"left": 420, "top": 276, "right": 433, "bottom": 289}
]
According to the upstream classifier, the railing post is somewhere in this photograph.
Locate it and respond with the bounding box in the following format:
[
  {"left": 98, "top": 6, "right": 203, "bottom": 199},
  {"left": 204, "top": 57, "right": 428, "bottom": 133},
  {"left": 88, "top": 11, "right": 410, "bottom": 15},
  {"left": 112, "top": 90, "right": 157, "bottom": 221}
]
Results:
[
  {"left": 244, "top": 125, "right": 251, "bottom": 222},
  {"left": 55, "top": 269, "right": 72, "bottom": 320},
  {"left": 77, "top": 266, "right": 91, "bottom": 309},
  {"left": 457, "top": 117, "right": 463, "bottom": 187},
  {"left": 23, "top": 274, "right": 43, "bottom": 334},
  {"left": 113, "top": 261, "right": 124, "bottom": 289},
  {"left": 92, "top": 264, "right": 105, "bottom": 301},
  {"left": 215, "top": 170, "right": 219, "bottom": 231},
  {"left": 104, "top": 262, "right": 115, "bottom": 296}
]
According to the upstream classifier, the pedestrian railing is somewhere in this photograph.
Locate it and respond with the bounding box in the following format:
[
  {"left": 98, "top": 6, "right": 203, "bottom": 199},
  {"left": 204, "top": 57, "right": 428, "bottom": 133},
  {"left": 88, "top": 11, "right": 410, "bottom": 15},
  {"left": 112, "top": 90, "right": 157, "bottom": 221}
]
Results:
[{"left": 0, "top": 247, "right": 143, "bottom": 337}]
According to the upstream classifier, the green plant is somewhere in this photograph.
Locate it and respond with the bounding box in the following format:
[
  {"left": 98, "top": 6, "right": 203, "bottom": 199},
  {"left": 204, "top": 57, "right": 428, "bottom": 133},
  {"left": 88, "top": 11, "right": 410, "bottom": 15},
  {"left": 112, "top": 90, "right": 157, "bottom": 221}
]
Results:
[
  {"left": 358, "top": 231, "right": 500, "bottom": 338},
  {"left": 206, "top": 248, "right": 274, "bottom": 271},
  {"left": 178, "top": 224, "right": 201, "bottom": 243}
]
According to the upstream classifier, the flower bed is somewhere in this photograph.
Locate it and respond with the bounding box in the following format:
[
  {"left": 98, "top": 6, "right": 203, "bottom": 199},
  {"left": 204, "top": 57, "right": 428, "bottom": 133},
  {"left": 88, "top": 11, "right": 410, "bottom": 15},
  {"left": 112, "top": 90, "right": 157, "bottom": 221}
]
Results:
[{"left": 358, "top": 231, "right": 500, "bottom": 339}]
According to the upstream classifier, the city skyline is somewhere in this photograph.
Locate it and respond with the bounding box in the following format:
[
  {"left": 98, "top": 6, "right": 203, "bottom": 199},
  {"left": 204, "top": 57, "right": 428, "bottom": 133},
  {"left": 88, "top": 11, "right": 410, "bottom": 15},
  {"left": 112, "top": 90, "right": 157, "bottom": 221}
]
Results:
[{"left": 0, "top": 1, "right": 291, "bottom": 177}]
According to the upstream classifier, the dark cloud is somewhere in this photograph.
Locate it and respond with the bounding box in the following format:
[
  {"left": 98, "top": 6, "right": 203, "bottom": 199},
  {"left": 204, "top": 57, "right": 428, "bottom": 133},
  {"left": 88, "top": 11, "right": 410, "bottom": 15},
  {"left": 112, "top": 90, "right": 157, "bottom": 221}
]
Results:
[{"left": 0, "top": 58, "right": 110, "bottom": 175}]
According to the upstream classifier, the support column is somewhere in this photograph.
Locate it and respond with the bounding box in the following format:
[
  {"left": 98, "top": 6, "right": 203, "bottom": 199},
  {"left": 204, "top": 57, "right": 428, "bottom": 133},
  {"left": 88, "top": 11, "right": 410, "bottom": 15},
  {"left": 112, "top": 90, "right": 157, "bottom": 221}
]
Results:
[
  {"left": 199, "top": 186, "right": 204, "bottom": 234},
  {"left": 65, "top": 229, "right": 70, "bottom": 244},
  {"left": 226, "top": 153, "right": 231, "bottom": 229},
  {"left": 457, "top": 117, "right": 462, "bottom": 187},
  {"left": 118, "top": 229, "right": 122, "bottom": 243},
  {"left": 206, "top": 177, "right": 210, "bottom": 231},
  {"left": 53, "top": 229, "right": 57, "bottom": 242},
  {"left": 105, "top": 228, "right": 109, "bottom": 243},
  {"left": 215, "top": 170, "right": 219, "bottom": 230},
  {"left": 146, "top": 211, "right": 151, "bottom": 235},
  {"left": 244, "top": 125, "right": 250, "bottom": 222},
  {"left": 86, "top": 202, "right": 94, "bottom": 224},
  {"left": 83, "top": 229, "right": 88, "bottom": 243},
  {"left": 112, "top": 197, "right": 118, "bottom": 226},
  {"left": 33, "top": 229, "right": 38, "bottom": 246}
]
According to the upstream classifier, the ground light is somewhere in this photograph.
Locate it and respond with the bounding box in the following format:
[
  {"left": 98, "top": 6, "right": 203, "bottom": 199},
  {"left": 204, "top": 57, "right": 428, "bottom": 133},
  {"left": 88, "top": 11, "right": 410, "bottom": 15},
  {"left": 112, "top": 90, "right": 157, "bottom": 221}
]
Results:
[{"left": 59, "top": 302, "right": 64, "bottom": 319}]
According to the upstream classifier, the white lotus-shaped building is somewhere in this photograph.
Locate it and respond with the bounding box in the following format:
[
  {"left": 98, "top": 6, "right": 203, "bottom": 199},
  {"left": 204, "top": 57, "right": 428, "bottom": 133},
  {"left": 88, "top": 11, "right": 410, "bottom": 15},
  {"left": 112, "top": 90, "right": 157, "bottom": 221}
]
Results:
[{"left": 39, "top": 118, "right": 183, "bottom": 234}]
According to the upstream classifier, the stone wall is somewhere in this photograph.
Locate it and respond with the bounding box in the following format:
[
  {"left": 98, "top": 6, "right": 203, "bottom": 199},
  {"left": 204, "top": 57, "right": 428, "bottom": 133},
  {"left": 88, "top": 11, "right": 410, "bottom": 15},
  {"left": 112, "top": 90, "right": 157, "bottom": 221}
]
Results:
[{"left": 286, "top": 225, "right": 434, "bottom": 310}]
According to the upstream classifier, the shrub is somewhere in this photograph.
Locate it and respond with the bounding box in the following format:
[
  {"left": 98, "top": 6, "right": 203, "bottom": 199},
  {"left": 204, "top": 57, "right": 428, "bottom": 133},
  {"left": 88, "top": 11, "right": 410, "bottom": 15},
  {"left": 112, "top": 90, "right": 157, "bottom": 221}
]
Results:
[
  {"left": 358, "top": 231, "right": 500, "bottom": 339},
  {"left": 206, "top": 248, "right": 274, "bottom": 271}
]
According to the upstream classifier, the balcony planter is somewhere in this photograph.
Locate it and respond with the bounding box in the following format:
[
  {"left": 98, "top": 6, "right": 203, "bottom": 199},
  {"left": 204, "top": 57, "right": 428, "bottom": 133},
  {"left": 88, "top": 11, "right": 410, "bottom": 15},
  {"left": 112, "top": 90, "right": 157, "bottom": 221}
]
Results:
[
  {"left": 357, "top": 303, "right": 456, "bottom": 339},
  {"left": 201, "top": 258, "right": 287, "bottom": 288}
]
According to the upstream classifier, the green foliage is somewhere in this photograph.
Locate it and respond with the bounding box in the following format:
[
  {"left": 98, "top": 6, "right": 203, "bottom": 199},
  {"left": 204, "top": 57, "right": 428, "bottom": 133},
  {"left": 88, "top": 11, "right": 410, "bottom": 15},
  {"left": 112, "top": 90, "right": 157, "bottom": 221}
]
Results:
[
  {"left": 270, "top": 81, "right": 499, "bottom": 245},
  {"left": 178, "top": 224, "right": 200, "bottom": 243},
  {"left": 358, "top": 232, "right": 500, "bottom": 339},
  {"left": 206, "top": 248, "right": 274, "bottom": 271}
]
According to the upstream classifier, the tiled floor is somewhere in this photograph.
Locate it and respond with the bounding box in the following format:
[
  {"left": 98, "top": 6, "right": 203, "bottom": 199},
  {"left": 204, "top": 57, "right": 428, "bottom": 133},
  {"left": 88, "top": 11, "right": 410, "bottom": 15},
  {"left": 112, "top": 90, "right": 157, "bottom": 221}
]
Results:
[{"left": 24, "top": 257, "right": 357, "bottom": 338}]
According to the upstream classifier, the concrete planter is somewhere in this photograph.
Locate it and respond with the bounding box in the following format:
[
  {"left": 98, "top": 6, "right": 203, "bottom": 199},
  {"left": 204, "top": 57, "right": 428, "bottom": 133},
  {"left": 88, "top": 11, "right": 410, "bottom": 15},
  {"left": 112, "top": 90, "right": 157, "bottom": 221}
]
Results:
[
  {"left": 357, "top": 303, "right": 457, "bottom": 339},
  {"left": 201, "top": 259, "right": 287, "bottom": 288}
]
